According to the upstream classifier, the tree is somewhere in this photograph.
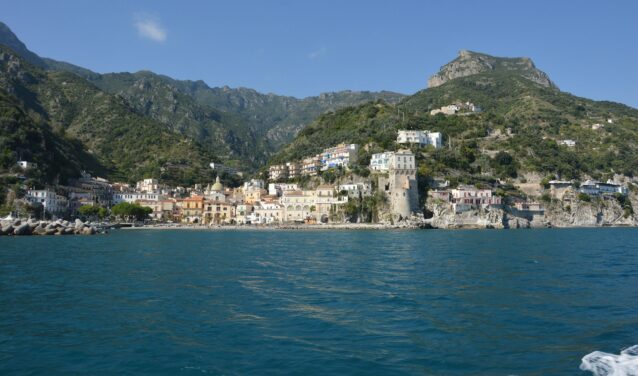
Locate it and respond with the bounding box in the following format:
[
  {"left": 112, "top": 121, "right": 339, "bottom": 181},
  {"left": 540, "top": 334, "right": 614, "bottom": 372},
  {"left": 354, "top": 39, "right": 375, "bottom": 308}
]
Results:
[{"left": 111, "top": 202, "right": 152, "bottom": 222}]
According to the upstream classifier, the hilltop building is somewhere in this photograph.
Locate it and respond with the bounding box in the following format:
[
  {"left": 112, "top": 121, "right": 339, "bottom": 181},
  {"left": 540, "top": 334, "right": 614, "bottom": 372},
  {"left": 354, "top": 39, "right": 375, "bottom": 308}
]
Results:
[
  {"left": 320, "top": 143, "right": 359, "bottom": 170},
  {"left": 396, "top": 130, "right": 442, "bottom": 148}
]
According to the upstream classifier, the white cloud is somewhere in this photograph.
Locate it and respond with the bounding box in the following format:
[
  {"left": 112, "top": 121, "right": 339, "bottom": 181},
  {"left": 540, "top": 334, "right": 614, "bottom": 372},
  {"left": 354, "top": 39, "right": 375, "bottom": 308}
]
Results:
[
  {"left": 134, "top": 13, "right": 167, "bottom": 43},
  {"left": 307, "top": 46, "right": 327, "bottom": 59}
]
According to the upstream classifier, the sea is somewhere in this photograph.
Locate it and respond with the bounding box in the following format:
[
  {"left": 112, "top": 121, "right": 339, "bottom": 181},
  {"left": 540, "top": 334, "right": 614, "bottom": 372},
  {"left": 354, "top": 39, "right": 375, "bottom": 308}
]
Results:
[{"left": 1, "top": 228, "right": 637, "bottom": 375}]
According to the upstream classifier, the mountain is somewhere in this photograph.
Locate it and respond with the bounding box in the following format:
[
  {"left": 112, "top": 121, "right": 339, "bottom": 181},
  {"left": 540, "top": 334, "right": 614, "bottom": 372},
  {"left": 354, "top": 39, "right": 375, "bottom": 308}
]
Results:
[
  {"left": 428, "top": 50, "right": 556, "bottom": 89},
  {"left": 274, "top": 52, "right": 638, "bottom": 184},
  {"left": 0, "top": 87, "right": 103, "bottom": 184},
  {"left": 0, "top": 21, "right": 404, "bottom": 171},
  {"left": 167, "top": 81, "right": 405, "bottom": 148},
  {"left": 0, "top": 20, "right": 405, "bottom": 181},
  {"left": 87, "top": 72, "right": 404, "bottom": 156},
  {"left": 0, "top": 46, "right": 218, "bottom": 186}
]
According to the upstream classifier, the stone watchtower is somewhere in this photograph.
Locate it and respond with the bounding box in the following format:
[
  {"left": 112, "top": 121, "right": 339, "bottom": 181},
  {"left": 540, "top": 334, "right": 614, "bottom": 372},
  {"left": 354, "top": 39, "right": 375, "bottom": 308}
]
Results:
[{"left": 378, "top": 150, "right": 419, "bottom": 219}]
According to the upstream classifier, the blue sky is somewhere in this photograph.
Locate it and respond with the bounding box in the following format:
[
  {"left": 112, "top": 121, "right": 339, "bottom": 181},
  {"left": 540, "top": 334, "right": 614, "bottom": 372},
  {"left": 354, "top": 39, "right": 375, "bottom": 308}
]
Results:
[{"left": 3, "top": 0, "right": 637, "bottom": 107}]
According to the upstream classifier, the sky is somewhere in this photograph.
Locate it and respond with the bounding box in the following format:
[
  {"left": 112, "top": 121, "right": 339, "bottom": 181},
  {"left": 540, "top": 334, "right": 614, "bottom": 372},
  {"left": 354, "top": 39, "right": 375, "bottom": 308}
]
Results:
[{"left": 2, "top": 0, "right": 637, "bottom": 107}]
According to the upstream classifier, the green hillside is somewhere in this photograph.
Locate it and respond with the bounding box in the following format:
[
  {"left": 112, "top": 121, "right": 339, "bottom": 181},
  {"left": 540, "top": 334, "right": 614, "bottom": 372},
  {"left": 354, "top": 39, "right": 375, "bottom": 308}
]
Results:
[
  {"left": 273, "top": 54, "right": 638, "bottom": 184},
  {"left": 0, "top": 46, "right": 218, "bottom": 186}
]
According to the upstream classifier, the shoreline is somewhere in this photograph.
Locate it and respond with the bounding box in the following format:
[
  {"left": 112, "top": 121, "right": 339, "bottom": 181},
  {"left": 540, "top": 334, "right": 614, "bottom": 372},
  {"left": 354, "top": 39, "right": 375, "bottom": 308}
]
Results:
[
  {"left": 118, "top": 223, "right": 638, "bottom": 231},
  {"left": 121, "top": 223, "right": 426, "bottom": 231}
]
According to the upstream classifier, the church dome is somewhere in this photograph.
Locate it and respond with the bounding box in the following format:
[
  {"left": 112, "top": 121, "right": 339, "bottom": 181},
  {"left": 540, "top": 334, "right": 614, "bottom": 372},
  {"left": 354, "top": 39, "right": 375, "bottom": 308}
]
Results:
[{"left": 212, "top": 176, "right": 223, "bottom": 192}]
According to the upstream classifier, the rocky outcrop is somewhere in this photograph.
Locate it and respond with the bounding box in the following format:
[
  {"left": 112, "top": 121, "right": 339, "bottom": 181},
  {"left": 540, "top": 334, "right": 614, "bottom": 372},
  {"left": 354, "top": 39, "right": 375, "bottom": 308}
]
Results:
[
  {"left": 427, "top": 203, "right": 507, "bottom": 229},
  {"left": 427, "top": 198, "right": 637, "bottom": 229},
  {"left": 428, "top": 50, "right": 557, "bottom": 89},
  {"left": 542, "top": 199, "right": 636, "bottom": 227}
]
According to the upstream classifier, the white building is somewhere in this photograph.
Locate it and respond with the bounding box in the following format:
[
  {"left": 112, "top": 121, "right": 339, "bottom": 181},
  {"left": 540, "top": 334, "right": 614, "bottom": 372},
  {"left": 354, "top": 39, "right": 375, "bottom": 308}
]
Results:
[
  {"left": 253, "top": 202, "right": 284, "bottom": 224},
  {"left": 26, "top": 189, "right": 68, "bottom": 216},
  {"left": 591, "top": 123, "right": 605, "bottom": 130},
  {"left": 338, "top": 183, "right": 372, "bottom": 198},
  {"left": 388, "top": 150, "right": 416, "bottom": 171},
  {"left": 209, "top": 162, "right": 239, "bottom": 175},
  {"left": 396, "top": 130, "right": 442, "bottom": 148},
  {"left": 136, "top": 179, "right": 161, "bottom": 193},
  {"left": 558, "top": 139, "right": 576, "bottom": 147},
  {"left": 430, "top": 104, "right": 460, "bottom": 116},
  {"left": 113, "top": 193, "right": 163, "bottom": 204},
  {"left": 268, "top": 183, "right": 299, "bottom": 196},
  {"left": 579, "top": 180, "right": 628, "bottom": 196},
  {"left": 370, "top": 152, "right": 394, "bottom": 171},
  {"left": 320, "top": 143, "right": 359, "bottom": 170},
  {"left": 268, "top": 164, "right": 289, "bottom": 181},
  {"left": 371, "top": 149, "right": 417, "bottom": 173},
  {"left": 17, "top": 161, "right": 37, "bottom": 170}
]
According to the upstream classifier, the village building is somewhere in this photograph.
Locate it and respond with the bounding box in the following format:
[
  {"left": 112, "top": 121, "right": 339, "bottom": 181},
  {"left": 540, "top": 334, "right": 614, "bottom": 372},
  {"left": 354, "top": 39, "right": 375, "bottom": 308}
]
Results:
[
  {"left": 178, "top": 196, "right": 205, "bottom": 223},
  {"left": 204, "top": 200, "right": 235, "bottom": 225},
  {"left": 113, "top": 192, "right": 162, "bottom": 204},
  {"left": 268, "top": 183, "right": 299, "bottom": 197},
  {"left": 243, "top": 179, "right": 265, "bottom": 191},
  {"left": 579, "top": 180, "right": 628, "bottom": 196},
  {"left": 428, "top": 190, "right": 451, "bottom": 202},
  {"left": 320, "top": 143, "right": 359, "bottom": 170},
  {"left": 136, "top": 178, "right": 161, "bottom": 194},
  {"left": 16, "top": 160, "right": 37, "bottom": 170},
  {"left": 268, "top": 164, "right": 289, "bottom": 181},
  {"left": 591, "top": 123, "right": 605, "bottom": 130},
  {"left": 301, "top": 157, "right": 321, "bottom": 176},
  {"left": 513, "top": 201, "right": 544, "bottom": 212},
  {"left": 253, "top": 202, "right": 284, "bottom": 224},
  {"left": 281, "top": 190, "right": 317, "bottom": 222},
  {"left": 68, "top": 171, "right": 113, "bottom": 208},
  {"left": 338, "top": 182, "right": 372, "bottom": 198},
  {"left": 314, "top": 185, "right": 349, "bottom": 222},
  {"left": 430, "top": 102, "right": 480, "bottom": 116},
  {"left": 430, "top": 104, "right": 460, "bottom": 116},
  {"left": 558, "top": 139, "right": 576, "bottom": 147},
  {"left": 450, "top": 186, "right": 502, "bottom": 213},
  {"left": 209, "top": 162, "right": 240, "bottom": 176},
  {"left": 235, "top": 204, "right": 254, "bottom": 224},
  {"left": 396, "top": 130, "right": 442, "bottom": 148},
  {"left": 370, "top": 152, "right": 393, "bottom": 171},
  {"left": 286, "top": 162, "right": 301, "bottom": 179},
  {"left": 26, "top": 189, "right": 69, "bottom": 217}
]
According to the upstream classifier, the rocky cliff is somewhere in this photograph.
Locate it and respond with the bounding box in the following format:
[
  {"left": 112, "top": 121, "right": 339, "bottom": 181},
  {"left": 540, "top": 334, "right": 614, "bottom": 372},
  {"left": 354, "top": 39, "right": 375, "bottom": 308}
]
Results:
[
  {"left": 427, "top": 197, "right": 637, "bottom": 229},
  {"left": 428, "top": 50, "right": 557, "bottom": 89}
]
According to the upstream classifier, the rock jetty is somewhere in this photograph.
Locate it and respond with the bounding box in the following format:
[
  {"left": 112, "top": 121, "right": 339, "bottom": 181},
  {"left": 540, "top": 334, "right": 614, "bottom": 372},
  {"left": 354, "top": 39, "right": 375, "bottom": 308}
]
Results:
[{"left": 0, "top": 218, "right": 99, "bottom": 236}]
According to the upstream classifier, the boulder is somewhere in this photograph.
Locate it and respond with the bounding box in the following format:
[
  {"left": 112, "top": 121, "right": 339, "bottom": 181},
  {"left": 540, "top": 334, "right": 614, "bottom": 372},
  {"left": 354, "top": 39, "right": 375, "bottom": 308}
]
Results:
[
  {"left": 1, "top": 225, "right": 14, "bottom": 235},
  {"left": 82, "top": 226, "right": 96, "bottom": 235},
  {"left": 13, "top": 223, "right": 31, "bottom": 235},
  {"left": 44, "top": 228, "right": 56, "bottom": 235},
  {"left": 12, "top": 219, "right": 21, "bottom": 227},
  {"left": 63, "top": 227, "right": 75, "bottom": 235},
  {"left": 32, "top": 227, "right": 47, "bottom": 235},
  {"left": 75, "top": 219, "right": 84, "bottom": 228}
]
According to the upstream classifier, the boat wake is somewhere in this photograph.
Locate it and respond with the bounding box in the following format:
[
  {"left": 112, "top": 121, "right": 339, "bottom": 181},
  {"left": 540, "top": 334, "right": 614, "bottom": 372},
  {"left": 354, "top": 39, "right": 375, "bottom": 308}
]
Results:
[{"left": 580, "top": 345, "right": 638, "bottom": 376}]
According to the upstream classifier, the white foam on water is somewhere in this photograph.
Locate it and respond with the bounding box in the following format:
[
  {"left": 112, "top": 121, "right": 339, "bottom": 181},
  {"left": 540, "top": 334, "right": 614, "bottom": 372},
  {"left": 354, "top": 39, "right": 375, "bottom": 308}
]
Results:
[{"left": 580, "top": 345, "right": 638, "bottom": 376}]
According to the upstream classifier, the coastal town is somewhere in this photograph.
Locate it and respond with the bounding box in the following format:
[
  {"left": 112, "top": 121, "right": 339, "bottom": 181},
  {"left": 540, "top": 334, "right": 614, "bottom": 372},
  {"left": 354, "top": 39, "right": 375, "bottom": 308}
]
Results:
[{"left": 3, "top": 120, "right": 634, "bottom": 232}]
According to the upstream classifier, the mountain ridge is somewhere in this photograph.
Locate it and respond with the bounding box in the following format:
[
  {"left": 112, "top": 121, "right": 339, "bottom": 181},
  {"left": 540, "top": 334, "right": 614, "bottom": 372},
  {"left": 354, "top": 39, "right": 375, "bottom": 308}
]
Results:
[{"left": 428, "top": 49, "right": 557, "bottom": 89}]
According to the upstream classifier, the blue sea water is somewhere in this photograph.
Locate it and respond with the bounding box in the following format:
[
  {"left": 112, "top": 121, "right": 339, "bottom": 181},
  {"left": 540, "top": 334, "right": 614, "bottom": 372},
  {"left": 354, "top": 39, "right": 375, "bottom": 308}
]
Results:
[{"left": 0, "top": 228, "right": 637, "bottom": 375}]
